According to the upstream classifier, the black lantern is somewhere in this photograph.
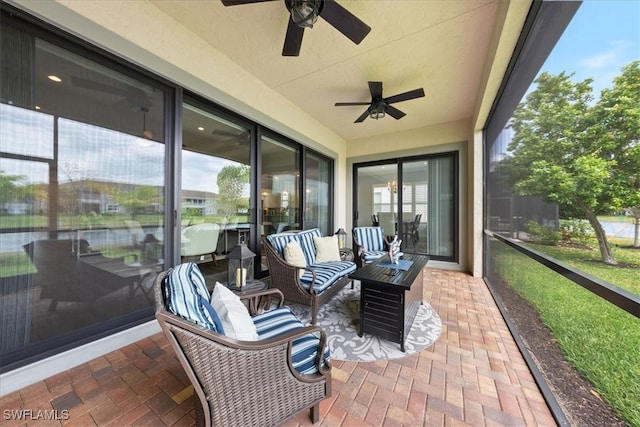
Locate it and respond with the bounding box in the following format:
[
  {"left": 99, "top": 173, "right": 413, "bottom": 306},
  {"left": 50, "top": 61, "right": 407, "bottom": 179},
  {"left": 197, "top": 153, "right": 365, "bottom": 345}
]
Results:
[
  {"left": 141, "top": 233, "right": 160, "bottom": 264},
  {"left": 227, "top": 243, "right": 255, "bottom": 290},
  {"left": 335, "top": 228, "right": 347, "bottom": 249}
]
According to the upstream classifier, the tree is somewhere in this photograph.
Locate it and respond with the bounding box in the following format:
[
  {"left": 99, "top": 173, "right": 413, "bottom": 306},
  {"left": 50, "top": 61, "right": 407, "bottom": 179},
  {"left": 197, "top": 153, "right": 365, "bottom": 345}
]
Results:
[
  {"left": 217, "top": 165, "right": 250, "bottom": 218},
  {"left": 115, "top": 185, "right": 159, "bottom": 218},
  {"left": 504, "top": 70, "right": 624, "bottom": 265},
  {"left": 590, "top": 61, "right": 640, "bottom": 247},
  {"left": 0, "top": 170, "right": 26, "bottom": 213}
]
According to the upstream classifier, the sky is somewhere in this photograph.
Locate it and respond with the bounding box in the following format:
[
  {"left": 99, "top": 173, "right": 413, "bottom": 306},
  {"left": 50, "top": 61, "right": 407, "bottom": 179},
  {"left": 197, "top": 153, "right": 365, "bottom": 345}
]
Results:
[{"left": 539, "top": 0, "right": 640, "bottom": 98}]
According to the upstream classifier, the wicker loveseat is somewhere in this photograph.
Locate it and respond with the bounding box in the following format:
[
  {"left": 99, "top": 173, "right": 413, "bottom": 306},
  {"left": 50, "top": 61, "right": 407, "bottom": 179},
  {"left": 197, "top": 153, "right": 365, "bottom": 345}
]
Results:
[
  {"left": 154, "top": 263, "right": 331, "bottom": 427},
  {"left": 262, "top": 228, "right": 356, "bottom": 324}
]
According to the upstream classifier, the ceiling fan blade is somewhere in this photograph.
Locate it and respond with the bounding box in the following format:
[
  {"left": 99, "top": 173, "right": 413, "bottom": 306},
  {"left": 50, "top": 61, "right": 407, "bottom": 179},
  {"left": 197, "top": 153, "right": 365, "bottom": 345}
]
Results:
[
  {"left": 220, "top": 0, "right": 274, "bottom": 6},
  {"left": 386, "top": 105, "right": 406, "bottom": 120},
  {"left": 335, "top": 102, "right": 371, "bottom": 106},
  {"left": 282, "top": 17, "right": 304, "bottom": 56},
  {"left": 320, "top": 0, "right": 371, "bottom": 45},
  {"left": 368, "top": 81, "right": 383, "bottom": 100},
  {"left": 354, "top": 108, "right": 370, "bottom": 123},
  {"left": 385, "top": 88, "right": 425, "bottom": 104}
]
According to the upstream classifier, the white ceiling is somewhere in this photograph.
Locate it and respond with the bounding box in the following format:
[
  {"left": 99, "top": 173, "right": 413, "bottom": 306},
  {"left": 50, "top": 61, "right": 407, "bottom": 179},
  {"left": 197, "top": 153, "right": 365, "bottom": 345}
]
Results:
[{"left": 151, "top": 0, "right": 502, "bottom": 142}]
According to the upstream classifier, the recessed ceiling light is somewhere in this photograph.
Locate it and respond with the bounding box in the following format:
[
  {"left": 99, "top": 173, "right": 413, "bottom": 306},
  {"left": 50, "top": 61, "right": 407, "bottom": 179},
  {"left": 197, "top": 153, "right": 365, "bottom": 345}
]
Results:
[
  {"left": 48, "top": 75, "right": 62, "bottom": 83},
  {"left": 35, "top": 105, "right": 41, "bottom": 110},
  {"left": 197, "top": 126, "right": 204, "bottom": 131}
]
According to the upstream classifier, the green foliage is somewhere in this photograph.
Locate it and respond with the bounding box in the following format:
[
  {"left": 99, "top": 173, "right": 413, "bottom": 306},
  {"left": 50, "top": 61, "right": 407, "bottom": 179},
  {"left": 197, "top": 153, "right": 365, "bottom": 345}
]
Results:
[
  {"left": 502, "top": 62, "right": 640, "bottom": 263},
  {"left": 217, "top": 164, "right": 250, "bottom": 216},
  {"left": 525, "top": 220, "right": 561, "bottom": 246},
  {"left": 559, "top": 218, "right": 594, "bottom": 245},
  {"left": 0, "top": 170, "right": 27, "bottom": 205},
  {"left": 492, "top": 241, "right": 640, "bottom": 425},
  {"left": 114, "top": 185, "right": 159, "bottom": 218}
]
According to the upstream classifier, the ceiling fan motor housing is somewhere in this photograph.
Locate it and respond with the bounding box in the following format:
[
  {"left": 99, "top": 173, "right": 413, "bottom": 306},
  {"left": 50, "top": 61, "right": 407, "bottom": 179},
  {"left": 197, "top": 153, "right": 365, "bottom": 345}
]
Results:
[
  {"left": 370, "top": 100, "right": 387, "bottom": 119},
  {"left": 286, "top": 0, "right": 323, "bottom": 28}
]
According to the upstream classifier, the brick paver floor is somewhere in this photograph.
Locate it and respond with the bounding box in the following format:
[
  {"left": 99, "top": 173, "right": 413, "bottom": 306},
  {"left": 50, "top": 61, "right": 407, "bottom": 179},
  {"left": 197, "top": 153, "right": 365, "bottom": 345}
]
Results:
[{"left": 0, "top": 269, "right": 557, "bottom": 426}]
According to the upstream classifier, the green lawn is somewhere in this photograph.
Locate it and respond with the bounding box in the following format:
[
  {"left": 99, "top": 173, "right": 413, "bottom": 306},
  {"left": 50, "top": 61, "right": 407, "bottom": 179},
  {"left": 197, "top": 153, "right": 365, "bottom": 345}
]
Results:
[
  {"left": 492, "top": 241, "right": 640, "bottom": 426},
  {"left": 527, "top": 240, "right": 640, "bottom": 295}
]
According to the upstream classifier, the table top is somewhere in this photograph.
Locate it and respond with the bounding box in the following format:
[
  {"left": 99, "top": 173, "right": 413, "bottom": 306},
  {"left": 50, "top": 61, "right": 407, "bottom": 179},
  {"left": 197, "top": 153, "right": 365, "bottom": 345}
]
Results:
[{"left": 349, "top": 253, "right": 429, "bottom": 290}]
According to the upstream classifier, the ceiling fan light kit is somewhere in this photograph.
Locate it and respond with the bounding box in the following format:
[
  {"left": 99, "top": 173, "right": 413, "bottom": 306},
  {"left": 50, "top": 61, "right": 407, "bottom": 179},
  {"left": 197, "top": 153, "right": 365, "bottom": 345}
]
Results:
[{"left": 369, "top": 101, "right": 386, "bottom": 120}]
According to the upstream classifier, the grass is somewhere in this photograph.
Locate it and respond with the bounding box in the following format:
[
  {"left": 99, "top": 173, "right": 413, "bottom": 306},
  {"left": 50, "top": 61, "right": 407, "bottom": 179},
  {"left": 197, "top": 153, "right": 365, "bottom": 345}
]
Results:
[
  {"left": 492, "top": 241, "right": 640, "bottom": 426},
  {"left": 527, "top": 239, "right": 640, "bottom": 295}
]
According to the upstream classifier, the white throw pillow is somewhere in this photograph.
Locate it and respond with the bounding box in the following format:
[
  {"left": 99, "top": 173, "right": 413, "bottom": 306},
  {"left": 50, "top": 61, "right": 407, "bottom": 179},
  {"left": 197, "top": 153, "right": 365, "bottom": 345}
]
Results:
[
  {"left": 284, "top": 240, "right": 306, "bottom": 277},
  {"left": 210, "top": 282, "right": 258, "bottom": 341},
  {"left": 313, "top": 235, "right": 341, "bottom": 263}
]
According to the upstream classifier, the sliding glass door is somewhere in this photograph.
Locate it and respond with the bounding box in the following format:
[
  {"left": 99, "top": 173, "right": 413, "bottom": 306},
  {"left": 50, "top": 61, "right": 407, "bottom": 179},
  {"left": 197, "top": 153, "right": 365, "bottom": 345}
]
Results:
[
  {"left": 260, "top": 135, "right": 300, "bottom": 274},
  {"left": 354, "top": 153, "right": 457, "bottom": 261},
  {"left": 305, "top": 151, "right": 332, "bottom": 235},
  {"left": 181, "top": 100, "right": 253, "bottom": 284},
  {"left": 1, "top": 20, "right": 168, "bottom": 367}
]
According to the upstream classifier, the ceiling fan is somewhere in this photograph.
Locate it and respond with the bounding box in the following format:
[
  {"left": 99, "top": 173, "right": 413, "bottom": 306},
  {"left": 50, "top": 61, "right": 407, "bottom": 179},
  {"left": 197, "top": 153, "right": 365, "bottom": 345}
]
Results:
[
  {"left": 220, "top": 0, "right": 371, "bottom": 56},
  {"left": 335, "top": 81, "right": 426, "bottom": 123}
]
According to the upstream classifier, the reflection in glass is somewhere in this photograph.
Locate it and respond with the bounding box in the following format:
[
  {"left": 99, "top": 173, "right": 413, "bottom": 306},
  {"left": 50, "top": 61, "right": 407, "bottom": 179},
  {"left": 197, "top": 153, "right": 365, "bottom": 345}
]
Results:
[
  {"left": 181, "top": 102, "right": 251, "bottom": 285},
  {"left": 260, "top": 136, "right": 301, "bottom": 273},
  {"left": 0, "top": 22, "right": 166, "bottom": 365},
  {"left": 354, "top": 155, "right": 456, "bottom": 261},
  {"left": 305, "top": 151, "right": 331, "bottom": 234}
]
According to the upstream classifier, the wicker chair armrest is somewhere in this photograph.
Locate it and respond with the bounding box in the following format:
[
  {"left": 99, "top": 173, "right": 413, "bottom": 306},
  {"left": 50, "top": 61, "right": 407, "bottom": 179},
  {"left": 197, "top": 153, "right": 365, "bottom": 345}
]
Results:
[
  {"left": 262, "top": 237, "right": 318, "bottom": 296},
  {"left": 301, "top": 266, "right": 319, "bottom": 295},
  {"left": 239, "top": 288, "right": 285, "bottom": 315},
  {"left": 158, "top": 310, "right": 330, "bottom": 375}
]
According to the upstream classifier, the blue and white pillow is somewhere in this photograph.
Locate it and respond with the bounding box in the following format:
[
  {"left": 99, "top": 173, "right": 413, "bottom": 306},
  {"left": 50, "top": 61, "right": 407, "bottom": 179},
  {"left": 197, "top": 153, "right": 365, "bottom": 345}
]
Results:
[{"left": 164, "top": 262, "right": 222, "bottom": 332}]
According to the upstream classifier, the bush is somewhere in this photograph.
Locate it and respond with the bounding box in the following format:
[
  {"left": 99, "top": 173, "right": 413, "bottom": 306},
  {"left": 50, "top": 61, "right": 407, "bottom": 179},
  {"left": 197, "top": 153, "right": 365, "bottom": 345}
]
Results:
[
  {"left": 559, "top": 218, "right": 594, "bottom": 245},
  {"left": 526, "top": 220, "right": 561, "bottom": 245}
]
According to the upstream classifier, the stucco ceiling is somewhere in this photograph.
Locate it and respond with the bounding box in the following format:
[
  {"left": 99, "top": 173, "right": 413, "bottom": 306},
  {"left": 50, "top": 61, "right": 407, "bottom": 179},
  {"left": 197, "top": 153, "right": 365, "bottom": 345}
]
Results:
[{"left": 150, "top": 0, "right": 503, "bottom": 142}]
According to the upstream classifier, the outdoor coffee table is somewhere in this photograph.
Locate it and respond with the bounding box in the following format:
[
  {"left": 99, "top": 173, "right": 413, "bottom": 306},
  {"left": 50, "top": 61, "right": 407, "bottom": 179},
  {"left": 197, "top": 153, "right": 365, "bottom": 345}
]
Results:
[{"left": 349, "top": 253, "right": 429, "bottom": 351}]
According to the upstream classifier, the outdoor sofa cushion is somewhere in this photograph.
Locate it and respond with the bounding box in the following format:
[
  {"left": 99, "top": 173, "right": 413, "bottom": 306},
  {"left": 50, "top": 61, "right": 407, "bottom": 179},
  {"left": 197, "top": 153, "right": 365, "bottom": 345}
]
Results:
[
  {"left": 253, "top": 306, "right": 330, "bottom": 375},
  {"left": 164, "top": 262, "right": 329, "bottom": 374},
  {"left": 267, "top": 228, "right": 356, "bottom": 293},
  {"left": 353, "top": 226, "right": 387, "bottom": 263},
  {"left": 164, "top": 262, "right": 221, "bottom": 332}
]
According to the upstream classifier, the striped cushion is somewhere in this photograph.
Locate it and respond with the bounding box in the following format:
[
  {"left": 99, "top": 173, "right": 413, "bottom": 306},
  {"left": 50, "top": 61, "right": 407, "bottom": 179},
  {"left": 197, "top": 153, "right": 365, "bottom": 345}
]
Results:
[
  {"left": 354, "top": 227, "right": 385, "bottom": 252},
  {"left": 300, "top": 261, "right": 356, "bottom": 293},
  {"left": 267, "top": 232, "right": 299, "bottom": 256},
  {"left": 267, "top": 228, "right": 322, "bottom": 266},
  {"left": 296, "top": 229, "right": 322, "bottom": 265},
  {"left": 164, "top": 263, "right": 219, "bottom": 332},
  {"left": 253, "top": 306, "right": 330, "bottom": 374},
  {"left": 363, "top": 250, "right": 386, "bottom": 263}
]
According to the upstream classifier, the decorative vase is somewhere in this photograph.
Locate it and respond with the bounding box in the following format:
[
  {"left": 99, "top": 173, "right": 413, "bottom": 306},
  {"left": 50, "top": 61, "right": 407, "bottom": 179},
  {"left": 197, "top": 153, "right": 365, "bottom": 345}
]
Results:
[{"left": 385, "top": 235, "right": 401, "bottom": 264}]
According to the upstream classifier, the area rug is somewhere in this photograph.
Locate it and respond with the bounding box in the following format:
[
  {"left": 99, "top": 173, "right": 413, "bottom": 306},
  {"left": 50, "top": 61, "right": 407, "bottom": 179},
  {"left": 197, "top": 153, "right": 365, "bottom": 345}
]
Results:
[{"left": 288, "top": 282, "right": 442, "bottom": 362}]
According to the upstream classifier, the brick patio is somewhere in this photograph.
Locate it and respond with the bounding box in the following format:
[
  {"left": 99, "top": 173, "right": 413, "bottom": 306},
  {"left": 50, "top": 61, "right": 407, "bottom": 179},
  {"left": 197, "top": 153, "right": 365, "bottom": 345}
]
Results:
[{"left": 0, "top": 269, "right": 556, "bottom": 426}]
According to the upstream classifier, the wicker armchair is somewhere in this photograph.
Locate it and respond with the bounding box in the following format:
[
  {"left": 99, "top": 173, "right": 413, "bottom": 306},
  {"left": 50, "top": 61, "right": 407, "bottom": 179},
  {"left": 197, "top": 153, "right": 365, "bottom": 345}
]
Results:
[
  {"left": 261, "top": 232, "right": 355, "bottom": 324},
  {"left": 154, "top": 270, "right": 331, "bottom": 427},
  {"left": 352, "top": 226, "right": 388, "bottom": 268}
]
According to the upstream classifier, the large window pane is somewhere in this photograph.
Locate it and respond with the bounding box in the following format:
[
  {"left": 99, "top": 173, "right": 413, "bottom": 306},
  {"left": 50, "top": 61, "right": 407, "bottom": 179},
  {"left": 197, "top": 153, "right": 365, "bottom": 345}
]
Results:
[
  {"left": 1, "top": 22, "right": 166, "bottom": 367},
  {"left": 305, "top": 151, "right": 331, "bottom": 234},
  {"left": 355, "top": 155, "right": 456, "bottom": 261},
  {"left": 260, "top": 136, "right": 300, "bottom": 273},
  {"left": 180, "top": 102, "right": 252, "bottom": 285}
]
